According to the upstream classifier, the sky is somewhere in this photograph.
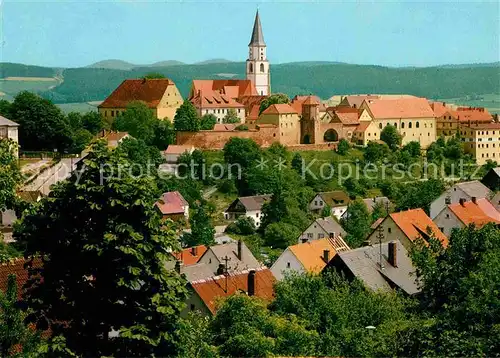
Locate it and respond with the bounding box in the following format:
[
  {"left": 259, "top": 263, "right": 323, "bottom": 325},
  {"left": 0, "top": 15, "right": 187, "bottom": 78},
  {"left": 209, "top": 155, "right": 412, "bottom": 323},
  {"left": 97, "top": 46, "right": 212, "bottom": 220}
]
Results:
[{"left": 1, "top": 0, "right": 499, "bottom": 68}]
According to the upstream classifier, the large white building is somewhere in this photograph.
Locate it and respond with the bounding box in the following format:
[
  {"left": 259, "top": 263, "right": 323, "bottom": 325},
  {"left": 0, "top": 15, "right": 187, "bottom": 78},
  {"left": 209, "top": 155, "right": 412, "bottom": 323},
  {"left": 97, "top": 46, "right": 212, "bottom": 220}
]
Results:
[{"left": 246, "top": 10, "right": 270, "bottom": 96}]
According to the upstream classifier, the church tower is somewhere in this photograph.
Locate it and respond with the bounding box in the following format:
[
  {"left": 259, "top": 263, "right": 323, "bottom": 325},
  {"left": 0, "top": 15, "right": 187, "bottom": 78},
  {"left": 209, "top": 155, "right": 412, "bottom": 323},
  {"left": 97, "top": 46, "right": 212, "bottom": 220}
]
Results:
[{"left": 246, "top": 10, "right": 270, "bottom": 96}]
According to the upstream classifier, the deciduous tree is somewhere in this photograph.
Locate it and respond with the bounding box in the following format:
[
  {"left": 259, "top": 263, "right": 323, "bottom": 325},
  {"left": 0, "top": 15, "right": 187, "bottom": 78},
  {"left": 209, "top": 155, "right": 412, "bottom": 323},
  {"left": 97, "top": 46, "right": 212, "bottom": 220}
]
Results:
[
  {"left": 222, "top": 109, "right": 240, "bottom": 124},
  {"left": 16, "top": 143, "right": 188, "bottom": 356},
  {"left": 259, "top": 93, "right": 290, "bottom": 114},
  {"left": 380, "top": 124, "right": 402, "bottom": 151},
  {"left": 340, "top": 199, "right": 371, "bottom": 248},
  {"left": 200, "top": 114, "right": 217, "bottom": 130},
  {"left": 174, "top": 100, "right": 200, "bottom": 132}
]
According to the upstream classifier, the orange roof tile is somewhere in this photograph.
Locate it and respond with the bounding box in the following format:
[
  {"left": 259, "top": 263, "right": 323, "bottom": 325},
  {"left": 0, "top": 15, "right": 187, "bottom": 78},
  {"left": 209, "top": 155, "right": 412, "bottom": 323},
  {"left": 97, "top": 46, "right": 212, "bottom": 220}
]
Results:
[
  {"left": 448, "top": 199, "right": 500, "bottom": 227},
  {"left": 0, "top": 257, "right": 42, "bottom": 299},
  {"left": 191, "top": 80, "right": 257, "bottom": 99},
  {"left": 191, "top": 268, "right": 275, "bottom": 314},
  {"left": 261, "top": 103, "right": 298, "bottom": 115},
  {"left": 290, "top": 95, "right": 321, "bottom": 114},
  {"left": 327, "top": 106, "right": 360, "bottom": 125},
  {"left": 213, "top": 123, "right": 237, "bottom": 131},
  {"left": 99, "top": 79, "right": 174, "bottom": 108},
  {"left": 155, "top": 191, "right": 188, "bottom": 215},
  {"left": 462, "top": 122, "right": 500, "bottom": 130},
  {"left": 354, "top": 122, "right": 372, "bottom": 133},
  {"left": 365, "top": 98, "right": 435, "bottom": 119},
  {"left": 105, "top": 131, "right": 129, "bottom": 142},
  {"left": 429, "top": 101, "right": 453, "bottom": 117},
  {"left": 190, "top": 89, "right": 245, "bottom": 109},
  {"left": 247, "top": 104, "right": 261, "bottom": 120},
  {"left": 164, "top": 145, "right": 194, "bottom": 155},
  {"left": 456, "top": 107, "right": 492, "bottom": 122},
  {"left": 172, "top": 245, "right": 208, "bottom": 266},
  {"left": 288, "top": 238, "right": 337, "bottom": 274},
  {"left": 390, "top": 209, "right": 448, "bottom": 247}
]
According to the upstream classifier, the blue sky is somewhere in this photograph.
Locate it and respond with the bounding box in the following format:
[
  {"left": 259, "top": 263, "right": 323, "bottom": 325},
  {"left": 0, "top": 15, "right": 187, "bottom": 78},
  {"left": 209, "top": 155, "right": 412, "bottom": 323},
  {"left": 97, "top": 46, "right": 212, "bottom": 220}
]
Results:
[{"left": 2, "top": 0, "right": 499, "bottom": 68}]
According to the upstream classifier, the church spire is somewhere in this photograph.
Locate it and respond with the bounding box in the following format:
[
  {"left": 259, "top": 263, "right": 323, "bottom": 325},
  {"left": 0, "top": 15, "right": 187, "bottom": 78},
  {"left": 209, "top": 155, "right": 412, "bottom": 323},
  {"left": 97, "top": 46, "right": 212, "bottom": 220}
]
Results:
[{"left": 249, "top": 10, "right": 266, "bottom": 46}]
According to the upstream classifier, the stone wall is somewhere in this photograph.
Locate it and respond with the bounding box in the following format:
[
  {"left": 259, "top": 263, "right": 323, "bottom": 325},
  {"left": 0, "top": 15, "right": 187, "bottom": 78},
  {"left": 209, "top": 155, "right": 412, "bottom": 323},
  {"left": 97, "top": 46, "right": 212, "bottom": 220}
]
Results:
[{"left": 176, "top": 126, "right": 279, "bottom": 150}]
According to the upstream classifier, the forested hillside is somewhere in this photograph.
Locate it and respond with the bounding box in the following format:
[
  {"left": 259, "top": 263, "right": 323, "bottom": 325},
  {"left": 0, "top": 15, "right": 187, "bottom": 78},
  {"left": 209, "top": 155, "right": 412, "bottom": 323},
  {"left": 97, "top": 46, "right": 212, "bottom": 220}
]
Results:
[
  {"left": 1, "top": 61, "right": 499, "bottom": 104},
  {"left": 0, "top": 62, "right": 58, "bottom": 78}
]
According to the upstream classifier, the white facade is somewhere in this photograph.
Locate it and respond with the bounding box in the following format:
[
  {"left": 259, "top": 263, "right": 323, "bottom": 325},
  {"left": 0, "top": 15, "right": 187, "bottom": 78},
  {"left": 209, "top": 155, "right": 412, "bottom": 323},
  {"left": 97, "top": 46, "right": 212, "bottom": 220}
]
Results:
[
  {"left": 224, "top": 209, "right": 262, "bottom": 227},
  {"left": 270, "top": 248, "right": 304, "bottom": 281},
  {"left": 200, "top": 107, "right": 246, "bottom": 124},
  {"left": 308, "top": 194, "right": 347, "bottom": 220},
  {"left": 429, "top": 183, "right": 490, "bottom": 219},
  {"left": 433, "top": 207, "right": 464, "bottom": 238}
]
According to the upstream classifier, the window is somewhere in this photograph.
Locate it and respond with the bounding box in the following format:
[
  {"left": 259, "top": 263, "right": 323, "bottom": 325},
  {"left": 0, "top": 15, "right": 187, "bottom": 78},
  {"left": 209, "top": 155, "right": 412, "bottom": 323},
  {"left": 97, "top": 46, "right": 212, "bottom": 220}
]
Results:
[
  {"left": 248, "top": 63, "right": 253, "bottom": 73},
  {"left": 409, "top": 122, "right": 412, "bottom": 128},
  {"left": 209, "top": 258, "right": 212, "bottom": 264},
  {"left": 307, "top": 233, "right": 313, "bottom": 239},
  {"left": 394, "top": 123, "right": 397, "bottom": 128},
  {"left": 260, "top": 63, "right": 265, "bottom": 72},
  {"left": 388, "top": 227, "right": 392, "bottom": 233},
  {"left": 0, "top": 127, "right": 6, "bottom": 139},
  {"left": 111, "top": 110, "right": 115, "bottom": 117},
  {"left": 104, "top": 110, "right": 108, "bottom": 116},
  {"left": 439, "top": 227, "right": 444, "bottom": 232},
  {"left": 401, "top": 122, "right": 405, "bottom": 128},
  {"left": 446, "top": 214, "right": 450, "bottom": 219},
  {"left": 190, "top": 304, "right": 195, "bottom": 311},
  {"left": 318, "top": 233, "right": 325, "bottom": 239},
  {"left": 379, "top": 123, "right": 382, "bottom": 129},
  {"left": 314, "top": 200, "right": 318, "bottom": 205},
  {"left": 416, "top": 121, "right": 420, "bottom": 128},
  {"left": 256, "top": 212, "right": 259, "bottom": 218},
  {"left": 286, "top": 262, "right": 291, "bottom": 268}
]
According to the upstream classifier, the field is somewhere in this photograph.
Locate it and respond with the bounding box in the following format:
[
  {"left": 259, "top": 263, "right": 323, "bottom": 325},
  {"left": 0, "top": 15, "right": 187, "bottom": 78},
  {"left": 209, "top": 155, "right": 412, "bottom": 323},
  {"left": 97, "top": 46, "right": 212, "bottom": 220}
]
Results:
[
  {"left": 0, "top": 78, "right": 59, "bottom": 99},
  {"left": 437, "top": 93, "right": 500, "bottom": 114}
]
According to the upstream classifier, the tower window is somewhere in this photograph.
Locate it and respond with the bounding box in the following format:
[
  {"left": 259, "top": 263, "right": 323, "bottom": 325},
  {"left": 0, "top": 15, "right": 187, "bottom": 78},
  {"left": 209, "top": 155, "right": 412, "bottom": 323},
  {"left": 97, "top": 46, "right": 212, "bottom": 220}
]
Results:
[
  {"left": 260, "top": 63, "right": 265, "bottom": 72},
  {"left": 249, "top": 63, "right": 253, "bottom": 73}
]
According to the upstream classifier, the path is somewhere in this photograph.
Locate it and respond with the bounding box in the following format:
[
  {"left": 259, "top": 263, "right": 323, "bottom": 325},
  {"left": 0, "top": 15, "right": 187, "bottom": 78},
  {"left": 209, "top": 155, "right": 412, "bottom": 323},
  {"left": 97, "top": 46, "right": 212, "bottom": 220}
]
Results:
[{"left": 22, "top": 158, "right": 75, "bottom": 195}]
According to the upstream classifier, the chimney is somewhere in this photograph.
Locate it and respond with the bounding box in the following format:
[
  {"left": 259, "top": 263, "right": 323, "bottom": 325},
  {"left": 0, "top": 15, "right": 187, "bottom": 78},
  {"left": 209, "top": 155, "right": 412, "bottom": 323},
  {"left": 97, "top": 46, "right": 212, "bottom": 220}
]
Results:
[
  {"left": 174, "top": 260, "right": 182, "bottom": 274},
  {"left": 237, "top": 240, "right": 242, "bottom": 260},
  {"left": 217, "top": 263, "right": 225, "bottom": 275},
  {"left": 247, "top": 270, "right": 256, "bottom": 296},
  {"left": 388, "top": 241, "right": 398, "bottom": 267},
  {"left": 459, "top": 198, "right": 466, "bottom": 206},
  {"left": 191, "top": 246, "right": 198, "bottom": 256},
  {"left": 323, "top": 249, "right": 330, "bottom": 263},
  {"left": 472, "top": 196, "right": 477, "bottom": 204}
]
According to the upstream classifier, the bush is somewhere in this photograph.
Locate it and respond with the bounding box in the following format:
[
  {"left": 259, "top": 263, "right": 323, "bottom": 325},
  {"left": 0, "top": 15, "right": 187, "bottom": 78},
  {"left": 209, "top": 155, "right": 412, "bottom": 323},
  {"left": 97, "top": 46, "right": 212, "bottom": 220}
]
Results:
[
  {"left": 235, "top": 124, "right": 249, "bottom": 131},
  {"left": 225, "top": 216, "right": 256, "bottom": 235},
  {"left": 337, "top": 138, "right": 350, "bottom": 155}
]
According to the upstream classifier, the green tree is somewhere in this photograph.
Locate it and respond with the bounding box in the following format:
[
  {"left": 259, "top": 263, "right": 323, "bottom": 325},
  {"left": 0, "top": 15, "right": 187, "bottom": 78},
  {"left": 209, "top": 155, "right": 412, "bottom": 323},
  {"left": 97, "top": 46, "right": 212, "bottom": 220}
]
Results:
[
  {"left": 70, "top": 128, "right": 93, "bottom": 153},
  {"left": 114, "top": 101, "right": 157, "bottom": 143},
  {"left": 0, "top": 139, "right": 22, "bottom": 212},
  {"left": 200, "top": 114, "right": 217, "bottom": 130},
  {"left": 175, "top": 314, "right": 217, "bottom": 358},
  {"left": 364, "top": 141, "right": 391, "bottom": 163},
  {"left": 9, "top": 91, "right": 73, "bottom": 152},
  {"left": 152, "top": 119, "right": 176, "bottom": 149},
  {"left": 223, "top": 137, "right": 261, "bottom": 169},
  {"left": 225, "top": 216, "right": 256, "bottom": 235},
  {"left": 0, "top": 99, "right": 11, "bottom": 117},
  {"left": 260, "top": 186, "right": 288, "bottom": 231},
  {"left": 185, "top": 204, "right": 215, "bottom": 246},
  {"left": 222, "top": 109, "right": 240, "bottom": 124},
  {"left": 291, "top": 152, "right": 304, "bottom": 176},
  {"left": 337, "top": 138, "right": 350, "bottom": 155},
  {"left": 15, "top": 143, "right": 188, "bottom": 356},
  {"left": 0, "top": 275, "right": 41, "bottom": 356},
  {"left": 259, "top": 93, "right": 290, "bottom": 114},
  {"left": 402, "top": 141, "right": 421, "bottom": 158},
  {"left": 410, "top": 224, "right": 500, "bottom": 356},
  {"left": 380, "top": 124, "right": 402, "bottom": 151},
  {"left": 343, "top": 178, "right": 366, "bottom": 198},
  {"left": 340, "top": 200, "right": 371, "bottom": 248},
  {"left": 81, "top": 111, "right": 107, "bottom": 134},
  {"left": 395, "top": 178, "right": 444, "bottom": 214},
  {"left": 263, "top": 222, "right": 300, "bottom": 249},
  {"left": 115, "top": 137, "right": 163, "bottom": 173},
  {"left": 371, "top": 200, "right": 390, "bottom": 222},
  {"left": 174, "top": 100, "right": 200, "bottom": 132},
  {"left": 321, "top": 205, "right": 332, "bottom": 218},
  {"left": 143, "top": 73, "right": 165, "bottom": 79}
]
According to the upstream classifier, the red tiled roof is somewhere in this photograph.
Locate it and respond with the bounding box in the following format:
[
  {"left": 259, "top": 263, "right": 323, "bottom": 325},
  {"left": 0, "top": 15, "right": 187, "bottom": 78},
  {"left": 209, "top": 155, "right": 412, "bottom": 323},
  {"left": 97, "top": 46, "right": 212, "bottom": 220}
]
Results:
[
  {"left": 191, "top": 268, "right": 275, "bottom": 314},
  {"left": 164, "top": 145, "right": 194, "bottom": 155},
  {"left": 448, "top": 199, "right": 500, "bottom": 227},
  {"left": 390, "top": 209, "right": 448, "bottom": 247},
  {"left": 105, "top": 132, "right": 129, "bottom": 142},
  {"left": 155, "top": 191, "right": 188, "bottom": 215},
  {"left": 247, "top": 104, "right": 261, "bottom": 121},
  {"left": 343, "top": 95, "right": 380, "bottom": 108},
  {"left": 429, "top": 102, "right": 453, "bottom": 117},
  {"left": 462, "top": 122, "right": 500, "bottom": 130},
  {"left": 172, "top": 245, "right": 208, "bottom": 266},
  {"left": 0, "top": 257, "right": 42, "bottom": 299},
  {"left": 456, "top": 107, "right": 492, "bottom": 122},
  {"left": 290, "top": 95, "right": 321, "bottom": 114},
  {"left": 288, "top": 239, "right": 337, "bottom": 274},
  {"left": 190, "top": 89, "right": 245, "bottom": 109},
  {"left": 327, "top": 106, "right": 360, "bottom": 125},
  {"left": 365, "top": 98, "right": 435, "bottom": 119},
  {"left": 99, "top": 79, "right": 174, "bottom": 108},
  {"left": 261, "top": 103, "right": 298, "bottom": 115},
  {"left": 191, "top": 80, "right": 258, "bottom": 99},
  {"left": 354, "top": 122, "right": 372, "bottom": 133}
]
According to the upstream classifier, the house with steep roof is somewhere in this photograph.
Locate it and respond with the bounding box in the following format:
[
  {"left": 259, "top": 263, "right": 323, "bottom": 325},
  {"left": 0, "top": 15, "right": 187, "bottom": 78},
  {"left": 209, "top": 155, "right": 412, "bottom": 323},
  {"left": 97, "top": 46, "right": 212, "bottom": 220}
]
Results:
[
  {"left": 298, "top": 216, "right": 347, "bottom": 243},
  {"left": 189, "top": 79, "right": 258, "bottom": 100},
  {"left": 197, "top": 240, "right": 261, "bottom": 275},
  {"left": 430, "top": 180, "right": 492, "bottom": 219},
  {"left": 155, "top": 191, "right": 189, "bottom": 221},
  {"left": 433, "top": 198, "right": 500, "bottom": 237},
  {"left": 258, "top": 103, "right": 301, "bottom": 145},
  {"left": 189, "top": 89, "right": 246, "bottom": 124},
  {"left": 367, "top": 208, "right": 448, "bottom": 250},
  {"left": 162, "top": 145, "right": 194, "bottom": 164},
  {"left": 224, "top": 194, "right": 271, "bottom": 227},
  {"left": 324, "top": 240, "right": 420, "bottom": 295},
  {"left": 103, "top": 131, "right": 130, "bottom": 149},
  {"left": 481, "top": 167, "right": 500, "bottom": 191},
  {"left": 98, "top": 78, "right": 183, "bottom": 121},
  {"left": 184, "top": 268, "right": 275, "bottom": 316},
  {"left": 271, "top": 238, "right": 349, "bottom": 280},
  {"left": 460, "top": 122, "right": 500, "bottom": 165},
  {"left": 308, "top": 191, "right": 351, "bottom": 219},
  {"left": 0, "top": 115, "right": 19, "bottom": 157},
  {"left": 359, "top": 97, "right": 437, "bottom": 148}
]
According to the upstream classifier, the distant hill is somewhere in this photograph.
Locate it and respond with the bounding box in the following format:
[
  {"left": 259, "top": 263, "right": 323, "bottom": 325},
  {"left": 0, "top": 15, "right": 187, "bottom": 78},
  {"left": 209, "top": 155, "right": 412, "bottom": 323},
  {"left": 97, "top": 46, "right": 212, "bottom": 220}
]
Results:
[
  {"left": 195, "top": 59, "right": 234, "bottom": 65},
  {"left": 1, "top": 61, "right": 499, "bottom": 106},
  {"left": 150, "top": 60, "right": 185, "bottom": 67},
  {"left": 86, "top": 59, "right": 138, "bottom": 70}
]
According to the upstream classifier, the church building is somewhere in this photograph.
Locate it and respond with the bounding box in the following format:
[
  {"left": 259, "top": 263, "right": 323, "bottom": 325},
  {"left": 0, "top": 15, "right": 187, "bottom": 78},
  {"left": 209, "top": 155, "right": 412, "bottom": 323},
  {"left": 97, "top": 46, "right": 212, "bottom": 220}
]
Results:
[{"left": 246, "top": 10, "right": 271, "bottom": 96}]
